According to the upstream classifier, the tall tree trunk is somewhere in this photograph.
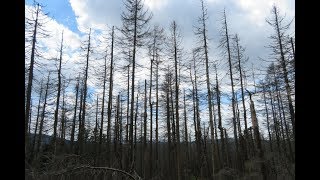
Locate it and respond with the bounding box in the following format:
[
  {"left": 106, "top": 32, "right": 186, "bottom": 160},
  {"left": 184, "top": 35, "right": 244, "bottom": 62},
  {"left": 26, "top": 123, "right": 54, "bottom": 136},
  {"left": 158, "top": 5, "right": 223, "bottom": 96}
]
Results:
[
  {"left": 143, "top": 79, "right": 147, "bottom": 178},
  {"left": 247, "top": 91, "right": 267, "bottom": 180},
  {"left": 26, "top": 3, "right": 40, "bottom": 148},
  {"left": 94, "top": 95, "right": 99, "bottom": 154},
  {"left": 60, "top": 81, "right": 66, "bottom": 149},
  {"left": 129, "top": 2, "right": 139, "bottom": 167},
  {"left": 107, "top": 26, "right": 115, "bottom": 160},
  {"left": 126, "top": 64, "right": 130, "bottom": 144},
  {"left": 36, "top": 73, "right": 50, "bottom": 154},
  {"left": 279, "top": 89, "right": 294, "bottom": 162},
  {"left": 53, "top": 31, "right": 64, "bottom": 154},
  {"left": 114, "top": 94, "right": 120, "bottom": 163},
  {"left": 170, "top": 79, "right": 176, "bottom": 178},
  {"left": 172, "top": 21, "right": 181, "bottom": 180},
  {"left": 149, "top": 51, "right": 154, "bottom": 178},
  {"left": 76, "top": 84, "right": 84, "bottom": 155},
  {"left": 134, "top": 90, "right": 139, "bottom": 168},
  {"left": 30, "top": 81, "right": 43, "bottom": 162},
  {"left": 119, "top": 95, "right": 123, "bottom": 169},
  {"left": 71, "top": 75, "right": 80, "bottom": 152},
  {"left": 214, "top": 65, "right": 226, "bottom": 167},
  {"left": 189, "top": 66, "right": 198, "bottom": 157},
  {"left": 262, "top": 84, "right": 273, "bottom": 152},
  {"left": 211, "top": 91, "right": 221, "bottom": 171},
  {"left": 79, "top": 28, "right": 91, "bottom": 155},
  {"left": 223, "top": 10, "right": 239, "bottom": 169},
  {"left": 268, "top": 87, "right": 281, "bottom": 155},
  {"left": 273, "top": 6, "right": 295, "bottom": 137},
  {"left": 199, "top": 1, "right": 215, "bottom": 175},
  {"left": 99, "top": 54, "right": 108, "bottom": 155},
  {"left": 273, "top": 66, "right": 288, "bottom": 157},
  {"left": 28, "top": 100, "right": 32, "bottom": 135},
  {"left": 183, "top": 89, "right": 189, "bottom": 162},
  {"left": 235, "top": 34, "right": 249, "bottom": 160},
  {"left": 165, "top": 73, "right": 172, "bottom": 178},
  {"left": 155, "top": 56, "right": 159, "bottom": 171}
]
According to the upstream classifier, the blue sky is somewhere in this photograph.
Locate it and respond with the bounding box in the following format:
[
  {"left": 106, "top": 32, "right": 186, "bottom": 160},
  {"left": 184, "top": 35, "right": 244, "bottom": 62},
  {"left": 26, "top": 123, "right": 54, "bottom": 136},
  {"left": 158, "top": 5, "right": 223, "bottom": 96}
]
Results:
[{"left": 26, "top": 0, "right": 81, "bottom": 34}]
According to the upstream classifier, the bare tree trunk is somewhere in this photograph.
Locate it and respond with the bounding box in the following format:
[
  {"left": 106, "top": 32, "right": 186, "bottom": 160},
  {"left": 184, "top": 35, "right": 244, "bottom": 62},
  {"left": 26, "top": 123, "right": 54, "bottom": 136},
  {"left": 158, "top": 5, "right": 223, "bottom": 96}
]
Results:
[
  {"left": 28, "top": 100, "right": 32, "bottom": 135},
  {"left": 193, "top": 57, "right": 204, "bottom": 176},
  {"left": 268, "top": 87, "right": 282, "bottom": 155},
  {"left": 114, "top": 94, "right": 120, "bottom": 163},
  {"left": 36, "top": 72, "right": 50, "bottom": 154},
  {"left": 134, "top": 89, "right": 139, "bottom": 168},
  {"left": 262, "top": 84, "right": 273, "bottom": 152},
  {"left": 172, "top": 21, "right": 181, "bottom": 180},
  {"left": 290, "top": 37, "right": 295, "bottom": 66},
  {"left": 60, "top": 81, "right": 66, "bottom": 149},
  {"left": 165, "top": 73, "right": 172, "bottom": 178},
  {"left": 94, "top": 95, "right": 99, "bottom": 156},
  {"left": 143, "top": 79, "right": 147, "bottom": 179},
  {"left": 26, "top": 3, "right": 40, "bottom": 148},
  {"left": 53, "top": 31, "right": 64, "bottom": 154},
  {"left": 273, "top": 75, "right": 288, "bottom": 156},
  {"left": 211, "top": 91, "right": 221, "bottom": 171},
  {"left": 119, "top": 95, "right": 123, "bottom": 169},
  {"left": 271, "top": 6, "right": 295, "bottom": 137},
  {"left": 76, "top": 83, "right": 84, "bottom": 155},
  {"left": 71, "top": 75, "right": 80, "bottom": 152},
  {"left": 99, "top": 55, "right": 108, "bottom": 155},
  {"left": 235, "top": 34, "right": 249, "bottom": 161},
  {"left": 149, "top": 51, "right": 154, "bottom": 178},
  {"left": 214, "top": 65, "right": 226, "bottom": 168},
  {"left": 223, "top": 10, "right": 239, "bottom": 169},
  {"left": 279, "top": 89, "right": 294, "bottom": 162},
  {"left": 79, "top": 28, "right": 92, "bottom": 155},
  {"left": 183, "top": 89, "right": 189, "bottom": 162},
  {"left": 30, "top": 81, "right": 43, "bottom": 162},
  {"left": 129, "top": 2, "right": 139, "bottom": 167},
  {"left": 155, "top": 56, "right": 159, "bottom": 172},
  {"left": 247, "top": 90, "right": 267, "bottom": 180},
  {"left": 126, "top": 64, "right": 130, "bottom": 144},
  {"left": 107, "top": 26, "right": 115, "bottom": 160},
  {"left": 170, "top": 79, "right": 176, "bottom": 178}
]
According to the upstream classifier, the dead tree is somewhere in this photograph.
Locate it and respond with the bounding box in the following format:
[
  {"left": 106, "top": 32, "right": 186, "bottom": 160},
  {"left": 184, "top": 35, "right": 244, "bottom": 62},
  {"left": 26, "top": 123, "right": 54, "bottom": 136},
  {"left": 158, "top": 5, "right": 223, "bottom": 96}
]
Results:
[
  {"left": 79, "top": 29, "right": 92, "bottom": 155},
  {"left": 36, "top": 72, "right": 51, "bottom": 155},
  {"left": 120, "top": 0, "right": 152, "bottom": 166},
  {"left": 25, "top": 1, "right": 49, "bottom": 149},
  {"left": 247, "top": 90, "right": 267, "bottom": 180},
  {"left": 106, "top": 26, "right": 115, "bottom": 160},
  {"left": 53, "top": 31, "right": 64, "bottom": 154},
  {"left": 71, "top": 75, "right": 80, "bottom": 152},
  {"left": 194, "top": 0, "right": 215, "bottom": 175},
  {"left": 266, "top": 5, "right": 295, "bottom": 137},
  {"left": 219, "top": 9, "right": 240, "bottom": 169}
]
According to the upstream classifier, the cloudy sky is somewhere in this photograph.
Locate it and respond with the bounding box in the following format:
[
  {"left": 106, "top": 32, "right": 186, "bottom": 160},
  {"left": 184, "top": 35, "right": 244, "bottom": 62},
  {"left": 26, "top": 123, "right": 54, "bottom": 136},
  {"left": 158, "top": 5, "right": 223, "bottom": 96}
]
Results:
[{"left": 25, "top": 0, "right": 295, "bottom": 139}]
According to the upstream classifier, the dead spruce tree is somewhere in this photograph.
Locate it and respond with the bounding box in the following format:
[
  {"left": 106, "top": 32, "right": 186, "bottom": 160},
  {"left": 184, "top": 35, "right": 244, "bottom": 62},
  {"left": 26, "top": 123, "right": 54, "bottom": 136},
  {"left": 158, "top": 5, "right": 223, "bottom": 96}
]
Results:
[{"left": 119, "top": 0, "right": 152, "bottom": 169}]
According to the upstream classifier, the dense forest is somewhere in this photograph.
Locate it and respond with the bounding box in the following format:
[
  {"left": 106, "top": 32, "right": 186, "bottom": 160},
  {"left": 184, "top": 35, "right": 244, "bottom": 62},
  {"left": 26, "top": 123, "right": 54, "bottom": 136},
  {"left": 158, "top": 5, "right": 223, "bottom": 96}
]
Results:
[{"left": 25, "top": 0, "right": 295, "bottom": 179}]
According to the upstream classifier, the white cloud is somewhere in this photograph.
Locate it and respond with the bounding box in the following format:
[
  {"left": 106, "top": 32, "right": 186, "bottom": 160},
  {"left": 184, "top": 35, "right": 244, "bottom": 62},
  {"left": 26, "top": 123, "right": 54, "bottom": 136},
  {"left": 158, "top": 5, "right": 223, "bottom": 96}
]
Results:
[
  {"left": 144, "top": 0, "right": 168, "bottom": 10},
  {"left": 235, "top": 0, "right": 294, "bottom": 27}
]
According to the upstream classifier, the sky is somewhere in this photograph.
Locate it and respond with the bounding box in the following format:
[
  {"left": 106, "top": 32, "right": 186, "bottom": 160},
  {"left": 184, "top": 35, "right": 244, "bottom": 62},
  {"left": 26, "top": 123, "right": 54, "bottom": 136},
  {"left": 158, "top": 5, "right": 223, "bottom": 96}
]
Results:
[{"left": 25, "top": 0, "right": 295, "bottom": 140}]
